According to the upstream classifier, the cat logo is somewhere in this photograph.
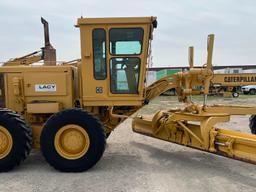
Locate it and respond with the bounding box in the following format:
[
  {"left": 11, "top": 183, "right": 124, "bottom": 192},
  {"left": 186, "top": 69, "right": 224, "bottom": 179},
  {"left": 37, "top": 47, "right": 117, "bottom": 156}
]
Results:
[
  {"left": 35, "top": 84, "right": 57, "bottom": 92},
  {"left": 224, "top": 76, "right": 256, "bottom": 83}
]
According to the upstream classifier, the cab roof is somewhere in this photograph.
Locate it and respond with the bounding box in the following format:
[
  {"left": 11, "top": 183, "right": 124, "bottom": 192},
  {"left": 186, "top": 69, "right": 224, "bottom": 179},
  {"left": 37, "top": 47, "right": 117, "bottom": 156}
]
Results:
[{"left": 76, "top": 16, "right": 157, "bottom": 27}]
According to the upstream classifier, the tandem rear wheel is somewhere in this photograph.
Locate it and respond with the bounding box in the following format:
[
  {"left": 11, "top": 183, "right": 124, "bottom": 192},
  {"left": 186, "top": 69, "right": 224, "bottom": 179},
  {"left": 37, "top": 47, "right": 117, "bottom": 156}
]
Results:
[
  {"left": 0, "top": 109, "right": 32, "bottom": 172},
  {"left": 40, "top": 108, "right": 106, "bottom": 172}
]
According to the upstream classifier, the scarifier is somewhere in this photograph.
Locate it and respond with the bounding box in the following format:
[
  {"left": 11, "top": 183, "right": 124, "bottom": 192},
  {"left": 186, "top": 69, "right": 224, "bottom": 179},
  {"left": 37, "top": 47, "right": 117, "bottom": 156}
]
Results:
[{"left": 0, "top": 17, "right": 256, "bottom": 172}]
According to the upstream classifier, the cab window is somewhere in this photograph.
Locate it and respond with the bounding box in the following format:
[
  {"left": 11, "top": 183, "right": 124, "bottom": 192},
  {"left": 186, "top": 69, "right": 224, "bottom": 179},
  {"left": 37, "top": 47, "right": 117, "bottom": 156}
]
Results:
[
  {"left": 110, "top": 57, "right": 140, "bottom": 94},
  {"left": 109, "top": 28, "right": 143, "bottom": 55},
  {"left": 92, "top": 29, "right": 106, "bottom": 80}
]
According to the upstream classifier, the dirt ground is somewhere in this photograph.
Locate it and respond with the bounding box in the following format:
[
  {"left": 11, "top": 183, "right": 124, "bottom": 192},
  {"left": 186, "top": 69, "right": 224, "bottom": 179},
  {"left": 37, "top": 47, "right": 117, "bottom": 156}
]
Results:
[{"left": 1, "top": 95, "right": 256, "bottom": 192}]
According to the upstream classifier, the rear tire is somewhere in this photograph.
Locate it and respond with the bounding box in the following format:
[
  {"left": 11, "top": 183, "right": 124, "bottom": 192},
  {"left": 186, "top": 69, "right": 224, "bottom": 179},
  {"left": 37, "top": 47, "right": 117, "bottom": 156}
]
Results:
[
  {"left": 0, "top": 109, "right": 32, "bottom": 172},
  {"left": 249, "top": 89, "right": 256, "bottom": 95},
  {"left": 232, "top": 92, "right": 239, "bottom": 98},
  {"left": 249, "top": 115, "right": 256, "bottom": 134},
  {"left": 40, "top": 108, "right": 106, "bottom": 172}
]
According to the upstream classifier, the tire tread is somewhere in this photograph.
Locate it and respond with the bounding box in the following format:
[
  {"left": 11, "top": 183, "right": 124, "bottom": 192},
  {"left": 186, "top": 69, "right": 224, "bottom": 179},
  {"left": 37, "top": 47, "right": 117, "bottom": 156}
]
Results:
[
  {"left": 41, "top": 108, "right": 106, "bottom": 172},
  {"left": 0, "top": 108, "right": 32, "bottom": 172}
]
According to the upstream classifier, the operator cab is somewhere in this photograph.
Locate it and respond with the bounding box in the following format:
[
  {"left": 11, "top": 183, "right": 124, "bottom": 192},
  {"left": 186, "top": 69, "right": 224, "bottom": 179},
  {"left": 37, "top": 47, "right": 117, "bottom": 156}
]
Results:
[{"left": 77, "top": 17, "right": 157, "bottom": 106}]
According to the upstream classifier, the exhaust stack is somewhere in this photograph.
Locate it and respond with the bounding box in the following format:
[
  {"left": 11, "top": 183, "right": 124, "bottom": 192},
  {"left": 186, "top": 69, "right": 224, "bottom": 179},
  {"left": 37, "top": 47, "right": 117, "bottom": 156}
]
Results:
[{"left": 41, "top": 17, "right": 56, "bottom": 66}]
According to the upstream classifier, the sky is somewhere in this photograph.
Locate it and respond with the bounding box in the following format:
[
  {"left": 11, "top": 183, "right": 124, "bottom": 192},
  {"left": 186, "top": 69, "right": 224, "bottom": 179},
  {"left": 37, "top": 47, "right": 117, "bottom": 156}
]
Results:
[{"left": 0, "top": 0, "right": 256, "bottom": 67}]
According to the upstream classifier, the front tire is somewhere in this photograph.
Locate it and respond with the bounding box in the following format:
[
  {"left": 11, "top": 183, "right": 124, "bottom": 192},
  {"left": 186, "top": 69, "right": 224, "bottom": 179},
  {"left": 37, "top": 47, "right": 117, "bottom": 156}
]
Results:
[
  {"left": 40, "top": 108, "right": 106, "bottom": 172},
  {"left": 249, "top": 115, "right": 256, "bottom": 134},
  {"left": 0, "top": 109, "right": 32, "bottom": 172}
]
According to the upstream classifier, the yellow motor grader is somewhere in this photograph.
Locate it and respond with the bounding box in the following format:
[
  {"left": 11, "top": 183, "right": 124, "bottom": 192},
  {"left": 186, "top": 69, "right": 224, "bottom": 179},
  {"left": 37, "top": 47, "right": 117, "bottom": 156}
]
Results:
[{"left": 0, "top": 16, "right": 256, "bottom": 172}]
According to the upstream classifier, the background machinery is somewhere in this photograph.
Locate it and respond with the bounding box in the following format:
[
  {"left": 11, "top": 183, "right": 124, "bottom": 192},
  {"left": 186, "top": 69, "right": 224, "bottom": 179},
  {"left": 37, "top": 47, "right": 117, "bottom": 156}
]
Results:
[
  {"left": 210, "top": 72, "right": 256, "bottom": 97},
  {"left": 0, "top": 17, "right": 256, "bottom": 172}
]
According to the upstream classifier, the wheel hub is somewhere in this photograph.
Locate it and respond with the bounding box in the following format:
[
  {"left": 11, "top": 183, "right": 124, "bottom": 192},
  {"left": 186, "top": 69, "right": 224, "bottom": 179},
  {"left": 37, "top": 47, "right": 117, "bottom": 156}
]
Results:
[
  {"left": 54, "top": 124, "right": 90, "bottom": 160},
  {"left": 0, "top": 126, "right": 13, "bottom": 159}
]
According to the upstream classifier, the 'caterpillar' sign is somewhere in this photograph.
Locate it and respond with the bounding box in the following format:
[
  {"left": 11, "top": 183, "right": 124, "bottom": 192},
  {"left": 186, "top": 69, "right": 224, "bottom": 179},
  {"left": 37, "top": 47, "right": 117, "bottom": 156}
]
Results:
[{"left": 224, "top": 76, "right": 256, "bottom": 83}]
